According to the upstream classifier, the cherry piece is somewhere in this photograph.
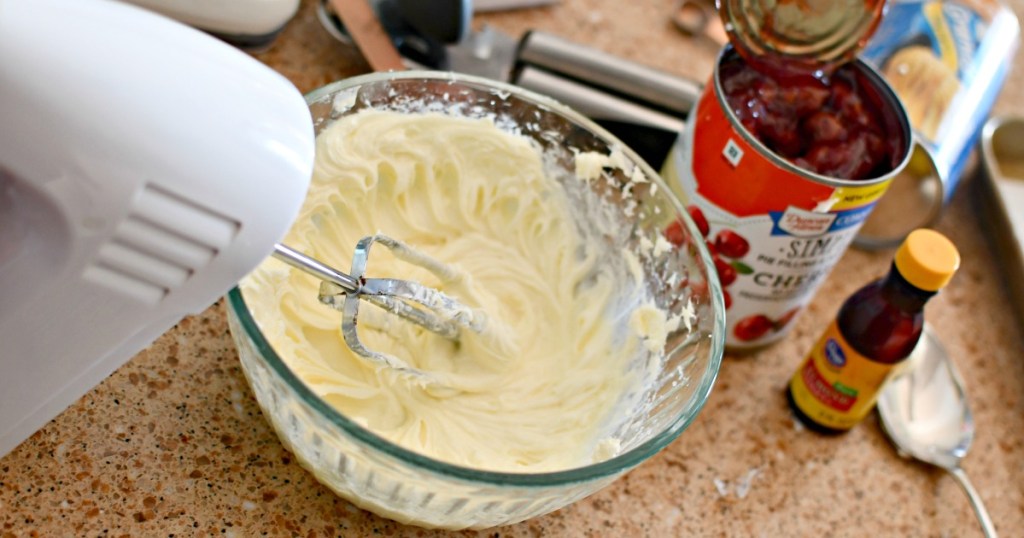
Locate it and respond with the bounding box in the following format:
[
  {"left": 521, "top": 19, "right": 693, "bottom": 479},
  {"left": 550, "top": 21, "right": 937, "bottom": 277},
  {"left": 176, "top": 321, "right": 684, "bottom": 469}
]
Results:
[
  {"left": 664, "top": 218, "right": 686, "bottom": 247},
  {"left": 734, "top": 314, "right": 774, "bottom": 341},
  {"left": 705, "top": 239, "right": 717, "bottom": 258},
  {"left": 714, "top": 229, "right": 750, "bottom": 259},
  {"left": 687, "top": 205, "right": 710, "bottom": 237},
  {"left": 759, "top": 114, "right": 803, "bottom": 158},
  {"left": 714, "top": 257, "right": 737, "bottom": 286},
  {"left": 803, "top": 112, "right": 847, "bottom": 144},
  {"left": 778, "top": 80, "right": 830, "bottom": 118},
  {"left": 775, "top": 308, "right": 799, "bottom": 330}
]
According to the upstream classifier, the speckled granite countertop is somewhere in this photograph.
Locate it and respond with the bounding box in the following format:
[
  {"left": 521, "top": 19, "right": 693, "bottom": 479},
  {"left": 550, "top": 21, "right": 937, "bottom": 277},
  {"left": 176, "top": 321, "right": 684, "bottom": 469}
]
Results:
[{"left": 3, "top": 0, "right": 1024, "bottom": 536}]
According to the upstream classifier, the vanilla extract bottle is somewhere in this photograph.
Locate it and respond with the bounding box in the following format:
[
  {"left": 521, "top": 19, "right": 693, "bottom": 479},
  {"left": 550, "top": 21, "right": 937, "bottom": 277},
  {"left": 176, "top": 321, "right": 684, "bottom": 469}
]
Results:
[{"left": 787, "top": 229, "right": 960, "bottom": 433}]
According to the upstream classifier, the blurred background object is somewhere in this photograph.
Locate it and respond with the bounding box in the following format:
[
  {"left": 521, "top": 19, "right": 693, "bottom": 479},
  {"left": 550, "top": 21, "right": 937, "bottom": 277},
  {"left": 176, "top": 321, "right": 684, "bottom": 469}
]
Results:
[{"left": 121, "top": 0, "right": 301, "bottom": 49}]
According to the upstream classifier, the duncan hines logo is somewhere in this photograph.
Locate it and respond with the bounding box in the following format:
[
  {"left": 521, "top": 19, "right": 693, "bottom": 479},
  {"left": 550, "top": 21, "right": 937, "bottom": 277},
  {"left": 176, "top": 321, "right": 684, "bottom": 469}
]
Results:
[{"left": 777, "top": 207, "right": 837, "bottom": 237}]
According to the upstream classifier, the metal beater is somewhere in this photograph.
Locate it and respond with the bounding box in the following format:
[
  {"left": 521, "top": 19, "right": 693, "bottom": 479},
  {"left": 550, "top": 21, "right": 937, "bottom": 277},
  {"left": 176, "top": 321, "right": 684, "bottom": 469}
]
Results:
[{"left": 272, "top": 234, "right": 494, "bottom": 385}]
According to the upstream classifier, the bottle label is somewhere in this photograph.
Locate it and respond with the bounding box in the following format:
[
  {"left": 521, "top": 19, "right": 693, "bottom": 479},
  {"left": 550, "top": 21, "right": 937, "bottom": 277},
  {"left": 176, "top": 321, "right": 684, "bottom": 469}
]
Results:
[{"left": 789, "top": 321, "right": 898, "bottom": 430}]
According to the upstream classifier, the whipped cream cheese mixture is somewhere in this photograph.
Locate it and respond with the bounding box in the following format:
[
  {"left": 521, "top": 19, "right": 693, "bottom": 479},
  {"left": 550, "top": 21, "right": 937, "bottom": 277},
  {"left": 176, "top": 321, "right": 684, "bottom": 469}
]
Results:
[{"left": 242, "top": 109, "right": 678, "bottom": 472}]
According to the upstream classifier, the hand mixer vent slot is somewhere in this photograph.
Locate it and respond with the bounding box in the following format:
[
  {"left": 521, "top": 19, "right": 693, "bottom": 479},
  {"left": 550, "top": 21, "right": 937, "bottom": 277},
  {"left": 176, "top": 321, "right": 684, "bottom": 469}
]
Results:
[{"left": 81, "top": 183, "right": 240, "bottom": 305}]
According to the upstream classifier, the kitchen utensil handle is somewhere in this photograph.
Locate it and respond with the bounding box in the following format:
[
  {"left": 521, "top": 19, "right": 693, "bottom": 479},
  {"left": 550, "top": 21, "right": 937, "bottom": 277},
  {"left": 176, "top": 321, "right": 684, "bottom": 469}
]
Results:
[
  {"left": 950, "top": 466, "right": 998, "bottom": 538},
  {"left": 330, "top": 0, "right": 405, "bottom": 71},
  {"left": 516, "top": 31, "right": 701, "bottom": 116},
  {"left": 512, "top": 66, "right": 683, "bottom": 165},
  {"left": 513, "top": 66, "right": 686, "bottom": 134},
  {"left": 272, "top": 244, "right": 362, "bottom": 294}
]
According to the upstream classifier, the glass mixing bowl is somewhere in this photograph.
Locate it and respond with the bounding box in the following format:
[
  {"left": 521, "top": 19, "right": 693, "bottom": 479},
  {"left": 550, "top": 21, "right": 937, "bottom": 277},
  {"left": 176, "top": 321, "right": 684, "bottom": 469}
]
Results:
[{"left": 225, "top": 71, "right": 724, "bottom": 530}]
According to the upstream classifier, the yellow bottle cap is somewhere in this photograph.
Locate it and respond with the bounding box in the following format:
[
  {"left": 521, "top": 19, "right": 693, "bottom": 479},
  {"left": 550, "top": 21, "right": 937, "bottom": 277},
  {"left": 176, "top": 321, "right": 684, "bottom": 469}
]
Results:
[{"left": 894, "top": 229, "right": 960, "bottom": 291}]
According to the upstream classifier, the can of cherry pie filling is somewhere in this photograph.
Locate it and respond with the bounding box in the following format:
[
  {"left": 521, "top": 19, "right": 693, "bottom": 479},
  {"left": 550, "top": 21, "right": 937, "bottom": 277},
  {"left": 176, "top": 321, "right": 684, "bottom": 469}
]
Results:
[{"left": 662, "top": 46, "right": 912, "bottom": 351}]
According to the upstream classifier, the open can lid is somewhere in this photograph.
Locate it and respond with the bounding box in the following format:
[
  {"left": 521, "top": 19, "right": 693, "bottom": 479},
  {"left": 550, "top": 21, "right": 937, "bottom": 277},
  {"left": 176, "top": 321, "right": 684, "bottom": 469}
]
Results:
[{"left": 717, "top": 0, "right": 886, "bottom": 74}]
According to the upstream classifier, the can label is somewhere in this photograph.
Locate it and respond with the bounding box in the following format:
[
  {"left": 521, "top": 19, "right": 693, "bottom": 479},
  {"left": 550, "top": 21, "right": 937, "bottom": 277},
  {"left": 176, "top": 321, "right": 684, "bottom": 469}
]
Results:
[
  {"left": 788, "top": 321, "right": 898, "bottom": 430},
  {"left": 663, "top": 64, "right": 897, "bottom": 350},
  {"left": 861, "top": 0, "right": 1020, "bottom": 199}
]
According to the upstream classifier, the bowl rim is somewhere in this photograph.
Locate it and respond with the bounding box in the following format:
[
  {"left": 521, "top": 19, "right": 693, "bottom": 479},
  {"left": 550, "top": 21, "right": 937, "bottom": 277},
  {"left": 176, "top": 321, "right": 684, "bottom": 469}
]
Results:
[{"left": 228, "top": 70, "right": 725, "bottom": 488}]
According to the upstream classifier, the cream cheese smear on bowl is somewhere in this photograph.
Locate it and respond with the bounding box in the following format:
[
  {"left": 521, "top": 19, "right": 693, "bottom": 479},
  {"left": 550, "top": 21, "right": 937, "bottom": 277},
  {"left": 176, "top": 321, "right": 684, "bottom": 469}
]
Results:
[{"left": 241, "top": 109, "right": 686, "bottom": 473}]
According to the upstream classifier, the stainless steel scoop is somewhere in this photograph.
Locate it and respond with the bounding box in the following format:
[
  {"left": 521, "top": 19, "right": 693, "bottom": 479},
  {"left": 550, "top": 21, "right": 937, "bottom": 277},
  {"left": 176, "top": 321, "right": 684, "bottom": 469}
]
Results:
[
  {"left": 877, "top": 326, "right": 997, "bottom": 538},
  {"left": 272, "top": 235, "right": 492, "bottom": 385}
]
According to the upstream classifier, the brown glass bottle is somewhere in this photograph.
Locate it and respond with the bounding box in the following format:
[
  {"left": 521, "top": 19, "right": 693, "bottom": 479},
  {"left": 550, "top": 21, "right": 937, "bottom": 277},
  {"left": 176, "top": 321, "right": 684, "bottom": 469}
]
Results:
[{"left": 787, "top": 229, "right": 960, "bottom": 433}]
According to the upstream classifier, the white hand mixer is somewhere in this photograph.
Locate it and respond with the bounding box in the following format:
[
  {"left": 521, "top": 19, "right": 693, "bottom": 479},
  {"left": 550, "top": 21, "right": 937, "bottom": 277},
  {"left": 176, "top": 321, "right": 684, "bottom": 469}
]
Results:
[{"left": 0, "top": 0, "right": 487, "bottom": 457}]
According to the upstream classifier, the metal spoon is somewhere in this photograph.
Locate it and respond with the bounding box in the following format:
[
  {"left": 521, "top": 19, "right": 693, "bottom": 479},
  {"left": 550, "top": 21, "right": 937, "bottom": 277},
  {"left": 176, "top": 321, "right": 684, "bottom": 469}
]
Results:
[{"left": 877, "top": 325, "right": 997, "bottom": 537}]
